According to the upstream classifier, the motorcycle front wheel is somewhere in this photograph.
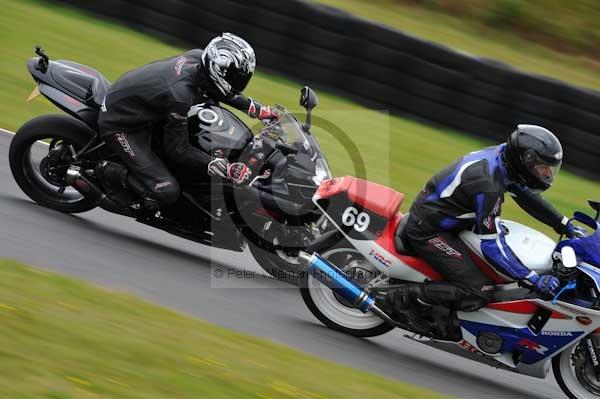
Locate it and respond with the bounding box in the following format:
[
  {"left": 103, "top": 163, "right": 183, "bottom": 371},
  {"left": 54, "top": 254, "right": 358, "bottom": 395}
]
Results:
[
  {"left": 554, "top": 336, "right": 600, "bottom": 399},
  {"left": 248, "top": 238, "right": 302, "bottom": 285}
]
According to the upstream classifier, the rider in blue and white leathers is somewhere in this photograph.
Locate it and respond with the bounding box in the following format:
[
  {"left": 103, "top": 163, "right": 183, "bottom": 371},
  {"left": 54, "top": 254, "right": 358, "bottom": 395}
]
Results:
[{"left": 392, "top": 125, "right": 574, "bottom": 317}]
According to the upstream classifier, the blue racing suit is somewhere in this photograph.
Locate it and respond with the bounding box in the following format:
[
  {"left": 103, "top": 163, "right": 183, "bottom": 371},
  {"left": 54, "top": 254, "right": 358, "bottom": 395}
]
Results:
[{"left": 404, "top": 144, "right": 567, "bottom": 309}]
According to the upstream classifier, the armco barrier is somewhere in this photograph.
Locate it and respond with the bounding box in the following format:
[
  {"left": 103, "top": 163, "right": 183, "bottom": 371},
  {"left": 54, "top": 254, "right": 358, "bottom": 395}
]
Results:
[{"left": 54, "top": 0, "right": 599, "bottom": 176}]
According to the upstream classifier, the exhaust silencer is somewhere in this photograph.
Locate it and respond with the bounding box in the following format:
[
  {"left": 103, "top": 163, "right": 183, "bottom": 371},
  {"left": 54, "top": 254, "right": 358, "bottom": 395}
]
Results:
[
  {"left": 298, "top": 251, "right": 376, "bottom": 313},
  {"left": 65, "top": 165, "right": 126, "bottom": 213}
]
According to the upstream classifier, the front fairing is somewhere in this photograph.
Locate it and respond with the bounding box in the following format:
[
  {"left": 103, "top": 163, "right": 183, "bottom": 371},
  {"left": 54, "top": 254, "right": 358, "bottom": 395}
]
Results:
[
  {"left": 258, "top": 107, "right": 331, "bottom": 186},
  {"left": 557, "top": 212, "right": 600, "bottom": 268}
]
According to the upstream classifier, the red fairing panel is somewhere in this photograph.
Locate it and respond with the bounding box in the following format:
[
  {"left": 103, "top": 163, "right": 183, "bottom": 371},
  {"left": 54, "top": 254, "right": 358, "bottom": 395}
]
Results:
[
  {"left": 486, "top": 301, "right": 569, "bottom": 320},
  {"left": 376, "top": 213, "right": 443, "bottom": 281},
  {"left": 316, "top": 176, "right": 404, "bottom": 220}
]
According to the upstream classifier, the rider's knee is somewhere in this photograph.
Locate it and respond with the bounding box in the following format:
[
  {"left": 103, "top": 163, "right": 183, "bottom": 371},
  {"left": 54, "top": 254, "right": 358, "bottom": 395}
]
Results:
[
  {"left": 150, "top": 179, "right": 180, "bottom": 206},
  {"left": 459, "top": 287, "right": 490, "bottom": 312}
]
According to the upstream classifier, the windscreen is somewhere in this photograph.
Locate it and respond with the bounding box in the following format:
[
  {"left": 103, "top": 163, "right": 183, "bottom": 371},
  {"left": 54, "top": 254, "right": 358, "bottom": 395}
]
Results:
[{"left": 260, "top": 106, "right": 312, "bottom": 156}]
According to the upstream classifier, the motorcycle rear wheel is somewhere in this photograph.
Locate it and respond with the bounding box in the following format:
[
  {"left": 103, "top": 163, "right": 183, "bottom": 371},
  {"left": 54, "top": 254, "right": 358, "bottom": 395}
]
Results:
[
  {"left": 9, "top": 115, "right": 98, "bottom": 213},
  {"left": 299, "top": 241, "right": 394, "bottom": 337}
]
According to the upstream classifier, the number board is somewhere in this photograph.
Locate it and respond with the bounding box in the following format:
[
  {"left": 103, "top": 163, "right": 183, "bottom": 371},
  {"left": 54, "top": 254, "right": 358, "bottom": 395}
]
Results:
[{"left": 316, "top": 193, "right": 388, "bottom": 241}]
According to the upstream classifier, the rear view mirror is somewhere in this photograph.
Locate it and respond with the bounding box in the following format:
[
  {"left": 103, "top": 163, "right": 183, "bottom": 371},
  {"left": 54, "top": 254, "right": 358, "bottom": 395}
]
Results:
[
  {"left": 300, "top": 86, "right": 318, "bottom": 133},
  {"left": 589, "top": 200, "right": 600, "bottom": 221},
  {"left": 300, "top": 86, "right": 318, "bottom": 111},
  {"left": 561, "top": 246, "right": 578, "bottom": 268}
]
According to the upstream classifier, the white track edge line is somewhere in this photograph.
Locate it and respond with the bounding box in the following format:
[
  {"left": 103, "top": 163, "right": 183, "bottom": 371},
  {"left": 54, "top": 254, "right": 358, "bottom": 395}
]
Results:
[{"left": 1, "top": 127, "right": 49, "bottom": 145}]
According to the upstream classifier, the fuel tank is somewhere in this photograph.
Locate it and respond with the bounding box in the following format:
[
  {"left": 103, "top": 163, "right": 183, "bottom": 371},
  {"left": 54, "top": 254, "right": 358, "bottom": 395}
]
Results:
[{"left": 460, "top": 220, "right": 556, "bottom": 278}]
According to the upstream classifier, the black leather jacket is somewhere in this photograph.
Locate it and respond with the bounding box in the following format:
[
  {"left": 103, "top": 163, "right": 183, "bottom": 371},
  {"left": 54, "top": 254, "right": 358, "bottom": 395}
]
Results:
[{"left": 98, "top": 49, "right": 257, "bottom": 170}]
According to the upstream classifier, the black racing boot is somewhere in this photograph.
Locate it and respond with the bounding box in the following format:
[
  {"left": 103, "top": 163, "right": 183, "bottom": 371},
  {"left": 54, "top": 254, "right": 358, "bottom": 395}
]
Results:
[
  {"left": 385, "top": 284, "right": 432, "bottom": 336},
  {"left": 95, "top": 161, "right": 135, "bottom": 208},
  {"left": 96, "top": 162, "right": 162, "bottom": 217},
  {"left": 124, "top": 173, "right": 161, "bottom": 218}
]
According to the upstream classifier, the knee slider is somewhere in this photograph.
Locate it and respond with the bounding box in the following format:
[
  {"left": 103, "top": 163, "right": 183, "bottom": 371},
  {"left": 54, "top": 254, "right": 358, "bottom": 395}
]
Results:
[{"left": 150, "top": 179, "right": 180, "bottom": 205}]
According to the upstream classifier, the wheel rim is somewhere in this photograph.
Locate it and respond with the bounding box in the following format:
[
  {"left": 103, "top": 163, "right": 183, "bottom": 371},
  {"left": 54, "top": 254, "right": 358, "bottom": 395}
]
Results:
[
  {"left": 307, "top": 247, "right": 385, "bottom": 330},
  {"left": 559, "top": 341, "right": 600, "bottom": 398},
  {"left": 22, "top": 136, "right": 85, "bottom": 204}
]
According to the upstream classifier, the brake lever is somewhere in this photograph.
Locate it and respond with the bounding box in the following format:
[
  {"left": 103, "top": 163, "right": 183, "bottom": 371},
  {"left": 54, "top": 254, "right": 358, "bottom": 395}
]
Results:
[{"left": 552, "top": 280, "right": 577, "bottom": 304}]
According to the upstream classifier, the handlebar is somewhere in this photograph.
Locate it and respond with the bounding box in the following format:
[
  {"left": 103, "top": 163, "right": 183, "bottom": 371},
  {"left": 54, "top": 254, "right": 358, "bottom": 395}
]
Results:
[{"left": 275, "top": 142, "right": 298, "bottom": 155}]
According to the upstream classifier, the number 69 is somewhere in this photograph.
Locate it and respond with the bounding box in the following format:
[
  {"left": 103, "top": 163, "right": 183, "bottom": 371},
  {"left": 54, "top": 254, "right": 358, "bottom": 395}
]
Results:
[{"left": 341, "top": 206, "right": 370, "bottom": 232}]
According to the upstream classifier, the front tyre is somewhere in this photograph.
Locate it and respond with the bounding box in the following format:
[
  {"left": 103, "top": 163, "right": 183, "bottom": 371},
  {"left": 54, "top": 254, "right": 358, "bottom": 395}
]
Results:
[
  {"left": 9, "top": 115, "right": 99, "bottom": 213},
  {"left": 248, "top": 239, "right": 302, "bottom": 285},
  {"left": 299, "top": 241, "right": 394, "bottom": 338},
  {"left": 554, "top": 337, "right": 600, "bottom": 399}
]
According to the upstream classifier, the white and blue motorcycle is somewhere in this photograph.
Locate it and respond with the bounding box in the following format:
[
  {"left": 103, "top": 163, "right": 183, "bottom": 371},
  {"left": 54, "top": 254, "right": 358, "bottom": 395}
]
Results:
[{"left": 299, "top": 176, "right": 600, "bottom": 399}]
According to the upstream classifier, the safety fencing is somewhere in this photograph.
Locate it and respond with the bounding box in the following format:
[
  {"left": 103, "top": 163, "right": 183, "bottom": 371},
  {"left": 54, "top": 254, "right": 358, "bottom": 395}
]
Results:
[{"left": 55, "top": 0, "right": 600, "bottom": 176}]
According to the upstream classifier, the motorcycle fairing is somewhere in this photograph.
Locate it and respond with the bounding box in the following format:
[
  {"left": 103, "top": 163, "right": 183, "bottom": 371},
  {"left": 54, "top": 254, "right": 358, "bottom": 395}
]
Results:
[
  {"left": 455, "top": 299, "right": 599, "bottom": 377},
  {"left": 314, "top": 177, "right": 394, "bottom": 242},
  {"left": 27, "top": 58, "right": 110, "bottom": 129},
  {"left": 559, "top": 212, "right": 600, "bottom": 268},
  {"left": 374, "top": 213, "right": 443, "bottom": 280},
  {"left": 578, "top": 263, "right": 600, "bottom": 293},
  {"left": 314, "top": 176, "right": 404, "bottom": 220},
  {"left": 460, "top": 220, "right": 556, "bottom": 279},
  {"left": 460, "top": 319, "right": 584, "bottom": 364},
  {"left": 556, "top": 212, "right": 600, "bottom": 293}
]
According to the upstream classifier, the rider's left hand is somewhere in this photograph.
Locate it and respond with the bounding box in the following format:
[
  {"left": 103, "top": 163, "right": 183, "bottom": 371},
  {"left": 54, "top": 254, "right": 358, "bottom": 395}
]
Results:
[{"left": 529, "top": 274, "right": 561, "bottom": 297}]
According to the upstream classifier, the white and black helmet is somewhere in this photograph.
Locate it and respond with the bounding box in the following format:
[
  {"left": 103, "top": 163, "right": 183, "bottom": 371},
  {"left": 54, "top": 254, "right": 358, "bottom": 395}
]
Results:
[{"left": 201, "top": 33, "right": 256, "bottom": 98}]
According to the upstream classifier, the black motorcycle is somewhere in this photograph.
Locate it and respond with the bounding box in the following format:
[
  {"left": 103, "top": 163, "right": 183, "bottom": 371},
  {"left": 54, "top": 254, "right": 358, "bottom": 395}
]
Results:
[{"left": 9, "top": 47, "right": 331, "bottom": 280}]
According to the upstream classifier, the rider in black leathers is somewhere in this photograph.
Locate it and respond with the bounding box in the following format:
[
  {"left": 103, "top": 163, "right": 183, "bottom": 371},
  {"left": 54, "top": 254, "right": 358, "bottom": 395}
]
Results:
[
  {"left": 97, "top": 33, "right": 278, "bottom": 211},
  {"left": 389, "top": 125, "right": 580, "bottom": 329}
]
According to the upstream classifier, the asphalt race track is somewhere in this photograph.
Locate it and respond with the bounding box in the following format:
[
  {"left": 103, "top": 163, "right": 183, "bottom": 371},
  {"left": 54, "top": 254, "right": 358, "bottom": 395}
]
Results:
[{"left": 0, "top": 129, "right": 566, "bottom": 399}]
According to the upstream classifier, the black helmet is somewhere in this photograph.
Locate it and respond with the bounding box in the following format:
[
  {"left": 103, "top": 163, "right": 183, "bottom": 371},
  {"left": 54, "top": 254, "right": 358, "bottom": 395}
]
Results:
[
  {"left": 503, "top": 124, "right": 563, "bottom": 191},
  {"left": 201, "top": 33, "right": 256, "bottom": 98}
]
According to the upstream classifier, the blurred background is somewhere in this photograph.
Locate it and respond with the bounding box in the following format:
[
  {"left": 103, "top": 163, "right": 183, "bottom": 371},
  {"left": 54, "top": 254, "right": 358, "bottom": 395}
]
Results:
[
  {"left": 3, "top": 0, "right": 600, "bottom": 237},
  {"left": 2, "top": 1, "right": 600, "bottom": 398}
]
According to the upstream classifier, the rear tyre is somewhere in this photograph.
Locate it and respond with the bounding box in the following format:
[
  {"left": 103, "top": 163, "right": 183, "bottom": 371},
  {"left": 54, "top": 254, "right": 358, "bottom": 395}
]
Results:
[
  {"left": 9, "top": 115, "right": 99, "bottom": 213},
  {"left": 299, "top": 241, "right": 394, "bottom": 338}
]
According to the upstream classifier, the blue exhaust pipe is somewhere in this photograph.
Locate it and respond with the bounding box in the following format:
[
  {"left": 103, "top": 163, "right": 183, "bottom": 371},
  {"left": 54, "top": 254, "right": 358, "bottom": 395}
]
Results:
[{"left": 299, "top": 252, "right": 376, "bottom": 313}]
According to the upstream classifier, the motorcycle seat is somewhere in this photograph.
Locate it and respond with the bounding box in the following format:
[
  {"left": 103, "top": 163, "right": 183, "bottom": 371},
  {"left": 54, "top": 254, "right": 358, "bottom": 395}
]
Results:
[
  {"left": 394, "top": 214, "right": 416, "bottom": 255},
  {"left": 50, "top": 60, "right": 110, "bottom": 107}
]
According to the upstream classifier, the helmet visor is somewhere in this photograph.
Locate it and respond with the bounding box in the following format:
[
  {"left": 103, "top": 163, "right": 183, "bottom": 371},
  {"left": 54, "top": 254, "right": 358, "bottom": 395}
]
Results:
[
  {"left": 226, "top": 69, "right": 252, "bottom": 96},
  {"left": 533, "top": 164, "right": 560, "bottom": 184},
  {"left": 524, "top": 150, "right": 561, "bottom": 187}
]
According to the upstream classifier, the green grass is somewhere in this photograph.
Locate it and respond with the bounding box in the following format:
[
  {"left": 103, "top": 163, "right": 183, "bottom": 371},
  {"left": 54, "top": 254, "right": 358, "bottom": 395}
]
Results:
[
  {"left": 315, "top": 0, "right": 600, "bottom": 90},
  {"left": 1, "top": 0, "right": 600, "bottom": 238},
  {"left": 0, "top": 259, "right": 451, "bottom": 399}
]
